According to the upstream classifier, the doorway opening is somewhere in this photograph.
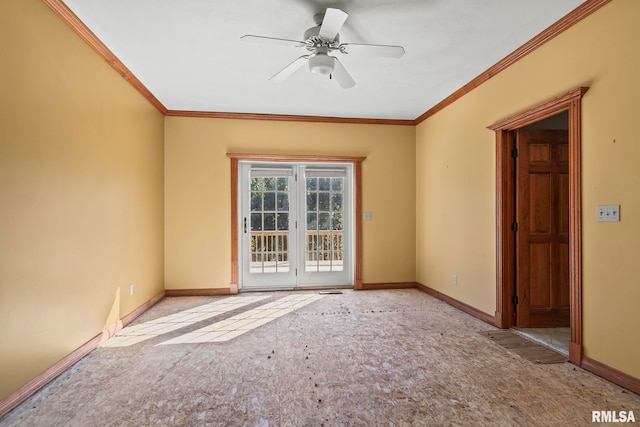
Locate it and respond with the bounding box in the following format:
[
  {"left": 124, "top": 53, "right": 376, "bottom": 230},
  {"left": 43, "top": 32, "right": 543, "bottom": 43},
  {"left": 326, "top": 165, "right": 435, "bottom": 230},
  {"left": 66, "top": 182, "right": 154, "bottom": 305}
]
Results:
[
  {"left": 511, "top": 112, "right": 570, "bottom": 355},
  {"left": 239, "top": 161, "right": 353, "bottom": 290},
  {"left": 488, "top": 87, "right": 588, "bottom": 365},
  {"left": 228, "top": 153, "right": 366, "bottom": 292}
]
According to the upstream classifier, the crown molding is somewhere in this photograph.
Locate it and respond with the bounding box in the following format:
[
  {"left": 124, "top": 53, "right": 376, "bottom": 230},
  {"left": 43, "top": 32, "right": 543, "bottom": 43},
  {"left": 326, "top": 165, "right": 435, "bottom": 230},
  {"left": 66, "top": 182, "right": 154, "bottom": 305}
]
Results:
[
  {"left": 415, "top": 0, "right": 611, "bottom": 124},
  {"left": 43, "top": 0, "right": 168, "bottom": 114},
  {"left": 45, "top": 0, "right": 610, "bottom": 126},
  {"left": 165, "top": 110, "right": 414, "bottom": 126}
]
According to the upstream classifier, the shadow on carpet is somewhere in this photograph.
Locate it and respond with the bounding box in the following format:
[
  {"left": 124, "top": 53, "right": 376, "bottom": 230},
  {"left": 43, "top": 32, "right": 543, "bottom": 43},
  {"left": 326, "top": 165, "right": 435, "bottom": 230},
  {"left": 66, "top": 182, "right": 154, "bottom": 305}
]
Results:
[{"left": 480, "top": 330, "right": 568, "bottom": 364}]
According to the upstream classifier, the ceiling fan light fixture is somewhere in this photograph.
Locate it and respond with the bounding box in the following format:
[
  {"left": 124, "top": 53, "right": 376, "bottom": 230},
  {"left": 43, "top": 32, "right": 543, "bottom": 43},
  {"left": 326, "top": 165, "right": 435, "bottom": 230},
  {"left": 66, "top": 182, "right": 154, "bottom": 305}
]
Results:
[
  {"left": 241, "top": 7, "right": 404, "bottom": 88},
  {"left": 308, "top": 52, "right": 335, "bottom": 75}
]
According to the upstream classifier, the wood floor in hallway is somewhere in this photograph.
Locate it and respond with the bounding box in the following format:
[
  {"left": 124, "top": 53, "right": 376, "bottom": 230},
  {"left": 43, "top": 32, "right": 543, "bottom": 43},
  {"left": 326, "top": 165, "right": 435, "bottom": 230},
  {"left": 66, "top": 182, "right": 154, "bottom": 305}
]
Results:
[{"left": 1, "top": 289, "right": 638, "bottom": 426}]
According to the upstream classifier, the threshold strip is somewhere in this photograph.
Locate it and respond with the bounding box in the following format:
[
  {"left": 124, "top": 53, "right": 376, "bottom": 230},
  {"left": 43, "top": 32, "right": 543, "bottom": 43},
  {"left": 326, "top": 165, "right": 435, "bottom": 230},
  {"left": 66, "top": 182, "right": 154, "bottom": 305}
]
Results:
[
  {"left": 159, "top": 294, "right": 324, "bottom": 345},
  {"left": 100, "top": 295, "right": 270, "bottom": 347}
]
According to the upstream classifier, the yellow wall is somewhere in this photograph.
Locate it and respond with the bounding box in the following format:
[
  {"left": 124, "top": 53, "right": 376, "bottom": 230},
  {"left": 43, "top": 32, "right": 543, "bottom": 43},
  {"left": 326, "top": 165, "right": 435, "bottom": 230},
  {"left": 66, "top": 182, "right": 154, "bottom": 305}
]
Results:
[
  {"left": 0, "top": 0, "right": 164, "bottom": 400},
  {"left": 3, "top": 0, "right": 638, "bottom": 406},
  {"left": 416, "top": 0, "right": 640, "bottom": 378},
  {"left": 165, "top": 117, "right": 416, "bottom": 289}
]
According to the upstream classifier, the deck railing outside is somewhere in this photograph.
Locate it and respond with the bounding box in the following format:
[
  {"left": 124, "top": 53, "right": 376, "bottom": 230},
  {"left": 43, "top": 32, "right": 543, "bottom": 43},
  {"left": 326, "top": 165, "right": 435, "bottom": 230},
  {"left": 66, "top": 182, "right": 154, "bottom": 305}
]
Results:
[{"left": 250, "top": 231, "right": 343, "bottom": 262}]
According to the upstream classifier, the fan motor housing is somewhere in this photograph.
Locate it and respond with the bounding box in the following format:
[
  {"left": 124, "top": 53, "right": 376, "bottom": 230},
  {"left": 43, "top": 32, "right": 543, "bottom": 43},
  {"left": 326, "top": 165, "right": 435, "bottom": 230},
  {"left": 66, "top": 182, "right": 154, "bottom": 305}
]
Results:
[
  {"left": 304, "top": 25, "right": 340, "bottom": 51},
  {"left": 303, "top": 25, "right": 321, "bottom": 41}
]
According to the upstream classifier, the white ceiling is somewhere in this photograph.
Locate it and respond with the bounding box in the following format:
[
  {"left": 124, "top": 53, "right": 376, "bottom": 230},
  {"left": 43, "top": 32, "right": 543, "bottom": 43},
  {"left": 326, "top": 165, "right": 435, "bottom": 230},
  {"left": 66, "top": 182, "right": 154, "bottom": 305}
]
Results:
[{"left": 63, "top": 0, "right": 584, "bottom": 120}]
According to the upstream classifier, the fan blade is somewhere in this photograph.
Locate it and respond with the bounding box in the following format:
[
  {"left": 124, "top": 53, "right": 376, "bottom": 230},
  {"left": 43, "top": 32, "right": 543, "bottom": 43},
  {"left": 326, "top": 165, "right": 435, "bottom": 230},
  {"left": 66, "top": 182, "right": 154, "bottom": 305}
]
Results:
[
  {"left": 339, "top": 43, "right": 405, "bottom": 58},
  {"left": 270, "top": 55, "right": 310, "bottom": 82},
  {"left": 241, "top": 35, "right": 305, "bottom": 47},
  {"left": 318, "top": 8, "right": 348, "bottom": 40},
  {"left": 332, "top": 58, "right": 355, "bottom": 89}
]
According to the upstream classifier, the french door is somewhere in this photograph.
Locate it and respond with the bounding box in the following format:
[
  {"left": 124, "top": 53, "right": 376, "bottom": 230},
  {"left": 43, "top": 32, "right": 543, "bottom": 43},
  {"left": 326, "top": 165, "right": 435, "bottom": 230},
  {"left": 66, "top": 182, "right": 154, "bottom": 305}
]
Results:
[{"left": 239, "top": 162, "right": 353, "bottom": 290}]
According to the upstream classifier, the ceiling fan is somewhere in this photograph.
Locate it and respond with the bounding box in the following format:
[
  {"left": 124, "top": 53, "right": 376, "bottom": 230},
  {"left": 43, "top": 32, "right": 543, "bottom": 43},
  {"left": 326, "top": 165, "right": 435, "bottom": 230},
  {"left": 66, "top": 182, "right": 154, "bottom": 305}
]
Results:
[{"left": 240, "top": 8, "right": 405, "bottom": 88}]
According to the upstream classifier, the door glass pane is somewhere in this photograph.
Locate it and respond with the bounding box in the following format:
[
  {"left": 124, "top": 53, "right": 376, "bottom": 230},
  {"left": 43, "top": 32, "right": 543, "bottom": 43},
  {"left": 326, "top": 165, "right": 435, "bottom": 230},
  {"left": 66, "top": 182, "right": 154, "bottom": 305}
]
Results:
[
  {"left": 264, "top": 213, "right": 275, "bottom": 230},
  {"left": 276, "top": 213, "right": 289, "bottom": 231},
  {"left": 318, "top": 192, "right": 330, "bottom": 211},
  {"left": 277, "top": 193, "right": 289, "bottom": 211},
  {"left": 331, "top": 193, "right": 342, "bottom": 211},
  {"left": 264, "top": 177, "right": 275, "bottom": 191},
  {"left": 319, "top": 177, "right": 330, "bottom": 191},
  {"left": 250, "top": 177, "right": 262, "bottom": 191},
  {"left": 307, "top": 212, "right": 317, "bottom": 230},
  {"left": 277, "top": 177, "right": 288, "bottom": 191},
  {"left": 332, "top": 212, "right": 343, "bottom": 231},
  {"left": 305, "top": 176, "right": 344, "bottom": 272},
  {"left": 251, "top": 192, "right": 262, "bottom": 211},
  {"left": 251, "top": 213, "right": 262, "bottom": 231},
  {"left": 249, "top": 174, "right": 290, "bottom": 274},
  {"left": 318, "top": 213, "right": 330, "bottom": 230},
  {"left": 307, "top": 177, "right": 317, "bottom": 191},
  {"left": 306, "top": 193, "right": 317, "bottom": 211},
  {"left": 264, "top": 192, "right": 275, "bottom": 211}
]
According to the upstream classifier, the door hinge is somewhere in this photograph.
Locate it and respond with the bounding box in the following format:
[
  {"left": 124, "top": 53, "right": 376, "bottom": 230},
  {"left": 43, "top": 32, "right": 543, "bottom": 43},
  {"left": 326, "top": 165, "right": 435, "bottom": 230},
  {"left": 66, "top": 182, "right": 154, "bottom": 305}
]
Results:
[
  {"left": 511, "top": 222, "right": 518, "bottom": 232},
  {"left": 511, "top": 148, "right": 519, "bottom": 158},
  {"left": 295, "top": 220, "right": 298, "bottom": 229},
  {"left": 295, "top": 173, "right": 298, "bottom": 181},
  {"left": 295, "top": 268, "right": 298, "bottom": 276},
  {"left": 512, "top": 295, "right": 519, "bottom": 305}
]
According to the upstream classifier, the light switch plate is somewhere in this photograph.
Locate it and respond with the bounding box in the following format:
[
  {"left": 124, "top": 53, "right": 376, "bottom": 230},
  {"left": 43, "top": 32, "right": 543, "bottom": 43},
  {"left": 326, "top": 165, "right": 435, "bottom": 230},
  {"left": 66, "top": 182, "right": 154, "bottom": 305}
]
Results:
[{"left": 597, "top": 205, "right": 620, "bottom": 222}]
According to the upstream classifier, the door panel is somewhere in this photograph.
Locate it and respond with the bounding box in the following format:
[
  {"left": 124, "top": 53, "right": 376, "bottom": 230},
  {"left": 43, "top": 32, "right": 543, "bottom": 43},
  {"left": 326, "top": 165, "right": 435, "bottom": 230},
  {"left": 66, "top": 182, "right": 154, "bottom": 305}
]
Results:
[
  {"left": 299, "top": 167, "right": 351, "bottom": 286},
  {"left": 529, "top": 243, "right": 551, "bottom": 307},
  {"left": 558, "top": 174, "right": 570, "bottom": 233},
  {"left": 529, "top": 143, "right": 550, "bottom": 163},
  {"left": 558, "top": 243, "right": 570, "bottom": 308},
  {"left": 516, "top": 129, "right": 570, "bottom": 327},
  {"left": 529, "top": 174, "right": 551, "bottom": 233},
  {"left": 241, "top": 165, "right": 297, "bottom": 289}
]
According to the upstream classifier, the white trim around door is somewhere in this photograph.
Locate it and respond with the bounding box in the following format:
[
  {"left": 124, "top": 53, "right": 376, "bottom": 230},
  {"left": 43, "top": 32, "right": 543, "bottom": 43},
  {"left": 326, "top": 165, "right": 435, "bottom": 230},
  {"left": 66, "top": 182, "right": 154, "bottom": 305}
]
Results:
[{"left": 238, "top": 161, "right": 354, "bottom": 291}]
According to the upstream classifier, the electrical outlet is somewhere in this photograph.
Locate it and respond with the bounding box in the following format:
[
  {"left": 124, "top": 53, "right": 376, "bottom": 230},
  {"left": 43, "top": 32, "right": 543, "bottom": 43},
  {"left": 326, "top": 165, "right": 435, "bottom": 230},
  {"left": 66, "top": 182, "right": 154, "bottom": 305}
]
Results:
[
  {"left": 597, "top": 205, "right": 620, "bottom": 222},
  {"left": 453, "top": 274, "right": 458, "bottom": 285},
  {"left": 129, "top": 284, "right": 134, "bottom": 296}
]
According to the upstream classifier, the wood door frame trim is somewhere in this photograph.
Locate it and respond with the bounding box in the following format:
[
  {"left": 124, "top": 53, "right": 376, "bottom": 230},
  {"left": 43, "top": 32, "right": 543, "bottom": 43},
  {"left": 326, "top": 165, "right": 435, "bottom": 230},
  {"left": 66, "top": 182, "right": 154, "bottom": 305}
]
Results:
[
  {"left": 227, "top": 153, "right": 366, "bottom": 292},
  {"left": 488, "top": 87, "right": 588, "bottom": 365}
]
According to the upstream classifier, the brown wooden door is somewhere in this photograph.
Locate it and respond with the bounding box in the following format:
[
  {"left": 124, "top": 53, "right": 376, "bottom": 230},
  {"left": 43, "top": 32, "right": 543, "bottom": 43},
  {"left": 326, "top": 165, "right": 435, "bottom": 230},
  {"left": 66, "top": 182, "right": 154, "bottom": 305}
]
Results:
[{"left": 515, "top": 129, "right": 570, "bottom": 327}]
